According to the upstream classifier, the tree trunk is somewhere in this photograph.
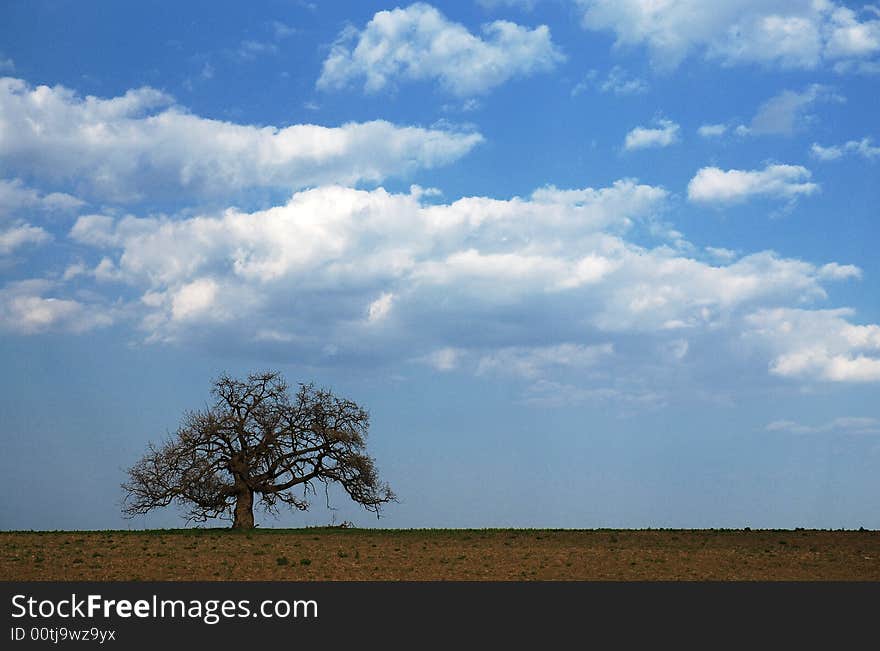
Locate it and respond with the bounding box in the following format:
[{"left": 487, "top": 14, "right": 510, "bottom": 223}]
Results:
[{"left": 232, "top": 485, "right": 255, "bottom": 529}]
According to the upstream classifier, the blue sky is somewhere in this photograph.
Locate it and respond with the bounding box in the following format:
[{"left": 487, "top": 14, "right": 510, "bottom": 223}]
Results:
[{"left": 1, "top": 0, "right": 878, "bottom": 530}]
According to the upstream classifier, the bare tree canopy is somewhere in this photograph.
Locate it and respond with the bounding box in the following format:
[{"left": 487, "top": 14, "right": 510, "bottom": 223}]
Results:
[{"left": 122, "top": 371, "right": 395, "bottom": 529}]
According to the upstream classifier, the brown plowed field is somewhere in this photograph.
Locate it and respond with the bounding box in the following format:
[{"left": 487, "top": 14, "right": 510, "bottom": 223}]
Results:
[{"left": 2, "top": 528, "right": 878, "bottom": 581}]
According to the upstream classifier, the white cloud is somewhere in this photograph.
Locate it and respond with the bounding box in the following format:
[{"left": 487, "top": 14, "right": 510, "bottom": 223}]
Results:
[
  {"left": 69, "top": 214, "right": 119, "bottom": 247},
  {"left": 67, "top": 180, "right": 667, "bottom": 291},
  {"left": 317, "top": 3, "right": 564, "bottom": 97},
  {"left": 825, "top": 5, "right": 880, "bottom": 58},
  {"left": 741, "top": 85, "right": 841, "bottom": 136},
  {"left": 0, "top": 280, "right": 113, "bottom": 334},
  {"left": 590, "top": 250, "right": 843, "bottom": 332},
  {"left": 818, "top": 262, "right": 861, "bottom": 281},
  {"left": 0, "top": 178, "right": 85, "bottom": 219},
  {"left": 0, "top": 77, "right": 483, "bottom": 203},
  {"left": 766, "top": 416, "right": 880, "bottom": 435},
  {"left": 62, "top": 262, "right": 87, "bottom": 281},
  {"left": 687, "top": 164, "right": 819, "bottom": 205},
  {"left": 623, "top": 119, "right": 680, "bottom": 150},
  {"left": 170, "top": 278, "right": 220, "bottom": 321},
  {"left": 745, "top": 308, "right": 880, "bottom": 383},
  {"left": 811, "top": 143, "right": 845, "bottom": 160},
  {"left": 367, "top": 292, "right": 395, "bottom": 323},
  {"left": 705, "top": 246, "right": 737, "bottom": 262},
  {"left": 811, "top": 137, "right": 880, "bottom": 161},
  {"left": 93, "top": 257, "right": 123, "bottom": 282},
  {"left": 48, "top": 180, "right": 880, "bottom": 388},
  {"left": 0, "top": 223, "right": 51, "bottom": 254},
  {"left": 697, "top": 124, "right": 727, "bottom": 138},
  {"left": 772, "top": 350, "right": 880, "bottom": 382},
  {"left": 40, "top": 192, "right": 86, "bottom": 212},
  {"left": 575, "top": 0, "right": 880, "bottom": 71}
]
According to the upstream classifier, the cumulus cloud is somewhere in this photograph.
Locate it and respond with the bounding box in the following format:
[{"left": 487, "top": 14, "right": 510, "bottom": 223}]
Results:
[
  {"left": 817, "top": 262, "right": 862, "bottom": 281},
  {"left": 67, "top": 180, "right": 665, "bottom": 295},
  {"left": 0, "top": 67, "right": 869, "bottom": 394},
  {"left": 705, "top": 246, "right": 737, "bottom": 262},
  {"left": 46, "top": 180, "right": 880, "bottom": 388},
  {"left": 316, "top": 3, "right": 564, "bottom": 97},
  {"left": 575, "top": 0, "right": 880, "bottom": 71},
  {"left": 170, "top": 278, "right": 220, "bottom": 322},
  {"left": 0, "top": 280, "right": 113, "bottom": 334},
  {"left": 0, "top": 77, "right": 483, "bottom": 203},
  {"left": 811, "top": 137, "right": 880, "bottom": 161},
  {"left": 745, "top": 308, "right": 880, "bottom": 383},
  {"left": 825, "top": 4, "right": 880, "bottom": 58},
  {"left": 0, "top": 223, "right": 51, "bottom": 255},
  {"left": 0, "top": 178, "right": 85, "bottom": 219},
  {"left": 687, "top": 164, "right": 819, "bottom": 205},
  {"left": 623, "top": 119, "right": 680, "bottom": 150}
]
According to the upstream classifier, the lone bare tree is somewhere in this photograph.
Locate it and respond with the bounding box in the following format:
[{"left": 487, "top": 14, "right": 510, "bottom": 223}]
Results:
[{"left": 122, "top": 371, "right": 395, "bottom": 529}]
